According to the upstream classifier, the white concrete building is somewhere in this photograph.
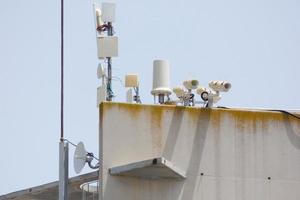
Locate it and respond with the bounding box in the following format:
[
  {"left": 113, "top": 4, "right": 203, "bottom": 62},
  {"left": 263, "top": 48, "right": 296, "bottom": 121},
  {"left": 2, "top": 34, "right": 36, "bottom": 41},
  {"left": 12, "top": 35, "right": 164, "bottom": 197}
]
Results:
[{"left": 1, "top": 102, "right": 300, "bottom": 200}]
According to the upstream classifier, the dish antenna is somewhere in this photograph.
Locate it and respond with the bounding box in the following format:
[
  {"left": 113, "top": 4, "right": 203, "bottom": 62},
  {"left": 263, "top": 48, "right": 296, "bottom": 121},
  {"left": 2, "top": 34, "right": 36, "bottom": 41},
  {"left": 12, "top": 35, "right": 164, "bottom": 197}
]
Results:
[{"left": 73, "top": 142, "right": 99, "bottom": 174}]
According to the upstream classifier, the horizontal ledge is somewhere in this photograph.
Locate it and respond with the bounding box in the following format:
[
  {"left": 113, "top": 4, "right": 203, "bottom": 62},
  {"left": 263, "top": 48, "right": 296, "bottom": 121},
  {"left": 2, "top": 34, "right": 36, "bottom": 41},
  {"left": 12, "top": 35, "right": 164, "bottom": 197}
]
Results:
[{"left": 109, "top": 157, "right": 186, "bottom": 179}]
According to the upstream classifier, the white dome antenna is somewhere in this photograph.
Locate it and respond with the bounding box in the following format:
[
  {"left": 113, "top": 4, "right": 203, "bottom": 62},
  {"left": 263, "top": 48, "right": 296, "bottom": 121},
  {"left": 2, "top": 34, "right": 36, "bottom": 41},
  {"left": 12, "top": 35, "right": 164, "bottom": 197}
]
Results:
[{"left": 151, "top": 60, "right": 172, "bottom": 104}]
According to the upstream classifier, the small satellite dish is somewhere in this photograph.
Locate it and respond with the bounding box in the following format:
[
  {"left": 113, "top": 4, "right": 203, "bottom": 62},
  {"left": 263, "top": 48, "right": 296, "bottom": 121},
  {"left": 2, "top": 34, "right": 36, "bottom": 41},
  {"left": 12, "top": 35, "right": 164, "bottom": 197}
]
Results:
[{"left": 74, "top": 142, "right": 87, "bottom": 174}]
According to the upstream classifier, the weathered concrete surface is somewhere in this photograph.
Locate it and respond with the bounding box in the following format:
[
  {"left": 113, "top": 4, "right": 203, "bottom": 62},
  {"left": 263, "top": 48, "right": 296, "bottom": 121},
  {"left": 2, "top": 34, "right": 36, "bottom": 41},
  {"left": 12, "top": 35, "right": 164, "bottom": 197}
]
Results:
[
  {"left": 100, "top": 102, "right": 300, "bottom": 200},
  {"left": 0, "top": 171, "right": 98, "bottom": 200}
]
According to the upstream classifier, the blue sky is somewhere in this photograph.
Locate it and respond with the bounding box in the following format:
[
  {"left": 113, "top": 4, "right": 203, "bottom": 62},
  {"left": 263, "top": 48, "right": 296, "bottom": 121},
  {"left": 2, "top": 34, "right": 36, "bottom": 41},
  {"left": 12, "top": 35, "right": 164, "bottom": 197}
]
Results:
[{"left": 0, "top": 0, "right": 299, "bottom": 195}]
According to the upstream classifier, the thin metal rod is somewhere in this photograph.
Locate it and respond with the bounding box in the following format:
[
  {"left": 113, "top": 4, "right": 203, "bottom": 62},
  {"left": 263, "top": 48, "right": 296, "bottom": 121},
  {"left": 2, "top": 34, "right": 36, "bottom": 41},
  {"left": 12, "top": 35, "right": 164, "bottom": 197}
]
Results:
[
  {"left": 60, "top": 0, "right": 64, "bottom": 141},
  {"left": 63, "top": 139, "right": 77, "bottom": 147},
  {"left": 59, "top": 1, "right": 68, "bottom": 200}
]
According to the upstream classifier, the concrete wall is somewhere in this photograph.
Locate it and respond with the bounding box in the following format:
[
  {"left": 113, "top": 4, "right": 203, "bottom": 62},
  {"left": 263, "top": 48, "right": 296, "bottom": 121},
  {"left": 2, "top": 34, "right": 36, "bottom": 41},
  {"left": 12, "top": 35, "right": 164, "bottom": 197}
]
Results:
[{"left": 99, "top": 102, "right": 300, "bottom": 200}]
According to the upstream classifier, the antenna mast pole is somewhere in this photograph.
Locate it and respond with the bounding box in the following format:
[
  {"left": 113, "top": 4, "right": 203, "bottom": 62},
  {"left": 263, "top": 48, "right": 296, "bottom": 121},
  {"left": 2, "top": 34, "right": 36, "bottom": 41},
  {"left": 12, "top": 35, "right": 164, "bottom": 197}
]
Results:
[
  {"left": 60, "top": 0, "right": 64, "bottom": 141},
  {"left": 59, "top": 0, "right": 69, "bottom": 199}
]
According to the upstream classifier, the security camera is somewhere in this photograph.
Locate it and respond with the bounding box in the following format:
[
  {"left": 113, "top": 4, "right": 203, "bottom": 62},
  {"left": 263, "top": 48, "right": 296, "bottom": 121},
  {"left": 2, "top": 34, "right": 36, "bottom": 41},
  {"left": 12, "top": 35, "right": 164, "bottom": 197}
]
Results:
[
  {"left": 209, "top": 81, "right": 231, "bottom": 92},
  {"left": 173, "top": 87, "right": 185, "bottom": 98},
  {"left": 196, "top": 86, "right": 212, "bottom": 95},
  {"left": 196, "top": 86, "right": 212, "bottom": 101},
  {"left": 183, "top": 80, "right": 199, "bottom": 90}
]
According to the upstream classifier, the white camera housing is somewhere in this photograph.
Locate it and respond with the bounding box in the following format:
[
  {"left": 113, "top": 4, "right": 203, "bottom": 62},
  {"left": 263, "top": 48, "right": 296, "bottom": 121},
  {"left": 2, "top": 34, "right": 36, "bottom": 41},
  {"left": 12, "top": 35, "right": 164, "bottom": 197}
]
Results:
[
  {"left": 183, "top": 80, "right": 199, "bottom": 90},
  {"left": 196, "top": 86, "right": 212, "bottom": 101},
  {"left": 209, "top": 81, "right": 231, "bottom": 92},
  {"left": 173, "top": 87, "right": 185, "bottom": 98},
  {"left": 196, "top": 86, "right": 212, "bottom": 95}
]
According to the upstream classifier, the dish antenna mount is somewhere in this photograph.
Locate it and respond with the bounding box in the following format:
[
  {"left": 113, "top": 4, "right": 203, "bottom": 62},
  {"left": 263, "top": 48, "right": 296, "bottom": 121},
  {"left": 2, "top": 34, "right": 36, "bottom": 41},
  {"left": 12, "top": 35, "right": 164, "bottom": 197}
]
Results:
[{"left": 74, "top": 142, "right": 100, "bottom": 174}]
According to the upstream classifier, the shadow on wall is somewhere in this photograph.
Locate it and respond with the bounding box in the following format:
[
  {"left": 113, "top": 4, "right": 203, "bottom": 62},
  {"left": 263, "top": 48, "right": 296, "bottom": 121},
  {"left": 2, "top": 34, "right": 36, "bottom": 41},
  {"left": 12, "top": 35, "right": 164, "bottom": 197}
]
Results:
[
  {"left": 162, "top": 107, "right": 212, "bottom": 199},
  {"left": 163, "top": 107, "right": 186, "bottom": 160},
  {"left": 179, "top": 108, "right": 211, "bottom": 199},
  {"left": 103, "top": 107, "right": 212, "bottom": 200},
  {"left": 283, "top": 115, "right": 300, "bottom": 150}
]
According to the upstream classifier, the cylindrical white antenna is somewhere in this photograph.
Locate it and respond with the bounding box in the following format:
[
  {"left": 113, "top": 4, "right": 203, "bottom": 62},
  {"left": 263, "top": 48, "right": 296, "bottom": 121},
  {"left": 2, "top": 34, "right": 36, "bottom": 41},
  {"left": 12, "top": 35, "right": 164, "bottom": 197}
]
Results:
[{"left": 151, "top": 60, "right": 172, "bottom": 104}]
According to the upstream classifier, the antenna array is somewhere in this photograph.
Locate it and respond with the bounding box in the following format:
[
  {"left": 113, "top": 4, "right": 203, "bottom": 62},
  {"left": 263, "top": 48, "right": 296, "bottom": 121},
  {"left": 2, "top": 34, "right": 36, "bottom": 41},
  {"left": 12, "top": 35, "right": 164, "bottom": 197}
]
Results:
[{"left": 95, "top": 3, "right": 118, "bottom": 104}]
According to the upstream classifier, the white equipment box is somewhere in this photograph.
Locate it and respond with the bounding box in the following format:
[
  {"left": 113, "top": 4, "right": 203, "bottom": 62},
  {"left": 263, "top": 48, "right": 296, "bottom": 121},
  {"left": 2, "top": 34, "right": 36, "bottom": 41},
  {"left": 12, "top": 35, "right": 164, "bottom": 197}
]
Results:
[
  {"left": 125, "top": 74, "right": 139, "bottom": 87},
  {"left": 101, "top": 3, "right": 116, "bottom": 22},
  {"left": 97, "top": 36, "right": 118, "bottom": 58}
]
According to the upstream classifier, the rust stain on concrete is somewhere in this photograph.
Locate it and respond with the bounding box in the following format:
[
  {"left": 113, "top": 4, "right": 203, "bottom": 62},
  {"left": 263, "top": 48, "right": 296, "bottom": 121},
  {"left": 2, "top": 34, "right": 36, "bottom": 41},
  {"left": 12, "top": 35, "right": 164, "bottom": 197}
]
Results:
[
  {"left": 184, "top": 107, "right": 210, "bottom": 125},
  {"left": 117, "top": 103, "right": 144, "bottom": 119},
  {"left": 150, "top": 106, "right": 163, "bottom": 129},
  {"left": 150, "top": 106, "right": 164, "bottom": 153},
  {"left": 210, "top": 110, "right": 221, "bottom": 132},
  {"left": 101, "top": 102, "right": 299, "bottom": 135},
  {"left": 223, "top": 109, "right": 283, "bottom": 133},
  {"left": 102, "top": 102, "right": 173, "bottom": 153}
]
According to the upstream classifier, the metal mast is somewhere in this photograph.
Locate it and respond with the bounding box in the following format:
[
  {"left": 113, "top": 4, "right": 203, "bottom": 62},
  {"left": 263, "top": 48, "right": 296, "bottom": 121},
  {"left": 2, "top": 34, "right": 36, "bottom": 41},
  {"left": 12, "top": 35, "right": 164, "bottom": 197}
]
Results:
[{"left": 59, "top": 0, "right": 69, "bottom": 199}]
